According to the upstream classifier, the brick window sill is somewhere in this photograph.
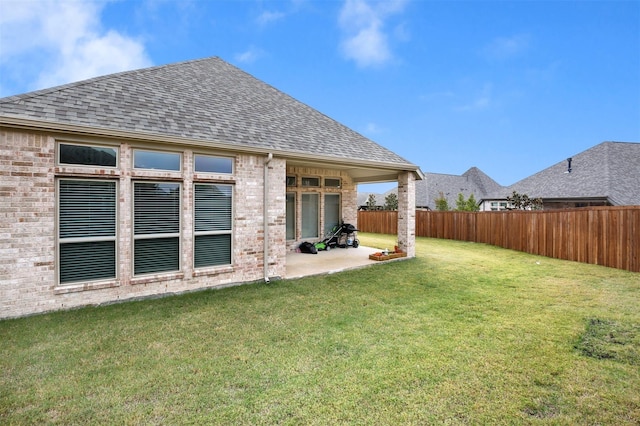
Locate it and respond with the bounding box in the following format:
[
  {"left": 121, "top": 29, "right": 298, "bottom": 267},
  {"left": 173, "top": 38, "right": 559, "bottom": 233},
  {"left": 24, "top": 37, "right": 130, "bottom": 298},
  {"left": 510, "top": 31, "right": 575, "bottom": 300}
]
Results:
[
  {"left": 54, "top": 280, "right": 120, "bottom": 294},
  {"left": 131, "top": 272, "right": 184, "bottom": 286},
  {"left": 193, "top": 266, "right": 234, "bottom": 278}
]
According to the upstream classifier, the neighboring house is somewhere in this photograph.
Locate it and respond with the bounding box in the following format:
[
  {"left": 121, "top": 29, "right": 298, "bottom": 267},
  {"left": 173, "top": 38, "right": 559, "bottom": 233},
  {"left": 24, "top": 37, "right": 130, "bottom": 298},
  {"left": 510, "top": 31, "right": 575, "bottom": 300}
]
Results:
[
  {"left": 356, "top": 191, "right": 392, "bottom": 210},
  {"left": 360, "top": 141, "right": 639, "bottom": 212},
  {"left": 415, "top": 167, "right": 503, "bottom": 210},
  {"left": 359, "top": 167, "right": 501, "bottom": 211},
  {"left": 496, "top": 141, "right": 640, "bottom": 210},
  {"left": 0, "top": 57, "right": 421, "bottom": 319}
]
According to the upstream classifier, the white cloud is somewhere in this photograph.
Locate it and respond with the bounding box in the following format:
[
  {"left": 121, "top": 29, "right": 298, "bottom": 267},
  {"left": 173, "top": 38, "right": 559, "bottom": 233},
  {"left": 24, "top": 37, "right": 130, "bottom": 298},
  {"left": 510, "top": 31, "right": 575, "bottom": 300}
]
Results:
[
  {"left": 257, "top": 10, "right": 286, "bottom": 26},
  {"left": 38, "top": 31, "right": 152, "bottom": 89},
  {"left": 481, "top": 34, "right": 530, "bottom": 60},
  {"left": 234, "top": 46, "right": 266, "bottom": 64},
  {"left": 338, "top": 0, "right": 408, "bottom": 68},
  {"left": 455, "top": 83, "right": 493, "bottom": 112},
  {"left": 0, "top": 0, "right": 151, "bottom": 93},
  {"left": 364, "top": 122, "right": 384, "bottom": 134}
]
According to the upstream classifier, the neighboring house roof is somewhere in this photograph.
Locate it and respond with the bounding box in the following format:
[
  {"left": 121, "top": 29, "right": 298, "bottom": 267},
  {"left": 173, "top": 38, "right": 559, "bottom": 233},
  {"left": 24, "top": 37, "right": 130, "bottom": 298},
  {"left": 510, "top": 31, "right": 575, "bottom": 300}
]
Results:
[
  {"left": 507, "top": 141, "right": 640, "bottom": 206},
  {"left": 415, "top": 167, "right": 502, "bottom": 210},
  {"left": 357, "top": 141, "right": 639, "bottom": 209},
  {"left": 0, "top": 57, "right": 420, "bottom": 182},
  {"left": 357, "top": 190, "right": 395, "bottom": 209},
  {"left": 357, "top": 192, "right": 374, "bottom": 207}
]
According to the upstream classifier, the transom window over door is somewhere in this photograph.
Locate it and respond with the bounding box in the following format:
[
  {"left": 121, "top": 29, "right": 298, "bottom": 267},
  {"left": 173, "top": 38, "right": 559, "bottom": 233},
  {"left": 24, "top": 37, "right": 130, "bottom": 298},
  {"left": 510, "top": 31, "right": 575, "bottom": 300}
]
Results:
[
  {"left": 194, "top": 184, "right": 233, "bottom": 268},
  {"left": 133, "top": 182, "right": 181, "bottom": 275},
  {"left": 58, "top": 179, "right": 117, "bottom": 284}
]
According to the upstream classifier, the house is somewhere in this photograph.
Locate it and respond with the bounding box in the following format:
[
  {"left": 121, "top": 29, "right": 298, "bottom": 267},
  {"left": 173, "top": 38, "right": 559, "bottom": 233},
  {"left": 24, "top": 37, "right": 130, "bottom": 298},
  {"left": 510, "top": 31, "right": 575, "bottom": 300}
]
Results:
[
  {"left": 415, "top": 167, "right": 503, "bottom": 210},
  {"left": 496, "top": 141, "right": 640, "bottom": 210},
  {"left": 0, "top": 57, "right": 422, "bottom": 319},
  {"left": 361, "top": 167, "right": 501, "bottom": 210},
  {"left": 362, "top": 141, "right": 639, "bottom": 212}
]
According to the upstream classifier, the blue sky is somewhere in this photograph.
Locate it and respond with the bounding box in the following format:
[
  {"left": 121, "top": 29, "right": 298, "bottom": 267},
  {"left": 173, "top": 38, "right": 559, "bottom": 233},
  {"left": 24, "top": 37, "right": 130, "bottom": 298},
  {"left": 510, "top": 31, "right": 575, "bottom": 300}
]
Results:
[{"left": 1, "top": 0, "right": 638, "bottom": 192}]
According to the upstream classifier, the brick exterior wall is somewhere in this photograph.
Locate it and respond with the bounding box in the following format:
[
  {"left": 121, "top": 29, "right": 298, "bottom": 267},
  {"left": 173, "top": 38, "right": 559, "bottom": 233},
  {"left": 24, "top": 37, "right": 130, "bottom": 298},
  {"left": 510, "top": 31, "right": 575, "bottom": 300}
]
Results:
[
  {"left": 397, "top": 171, "right": 416, "bottom": 257},
  {"left": 1, "top": 128, "right": 292, "bottom": 318},
  {"left": 1, "top": 128, "right": 362, "bottom": 318},
  {"left": 1, "top": 130, "right": 56, "bottom": 317},
  {"left": 284, "top": 166, "right": 357, "bottom": 251}
]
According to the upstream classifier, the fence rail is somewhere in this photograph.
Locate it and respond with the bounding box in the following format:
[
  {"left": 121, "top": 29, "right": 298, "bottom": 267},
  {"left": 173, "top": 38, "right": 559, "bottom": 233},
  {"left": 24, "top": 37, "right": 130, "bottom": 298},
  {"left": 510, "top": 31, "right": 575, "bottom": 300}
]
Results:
[{"left": 358, "top": 207, "right": 640, "bottom": 273}]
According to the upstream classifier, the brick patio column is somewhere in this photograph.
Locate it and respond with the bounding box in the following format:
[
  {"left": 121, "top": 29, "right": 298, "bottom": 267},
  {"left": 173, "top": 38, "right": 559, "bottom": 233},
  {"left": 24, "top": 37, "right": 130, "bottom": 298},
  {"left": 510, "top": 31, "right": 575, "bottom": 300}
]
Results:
[{"left": 397, "top": 171, "right": 416, "bottom": 257}]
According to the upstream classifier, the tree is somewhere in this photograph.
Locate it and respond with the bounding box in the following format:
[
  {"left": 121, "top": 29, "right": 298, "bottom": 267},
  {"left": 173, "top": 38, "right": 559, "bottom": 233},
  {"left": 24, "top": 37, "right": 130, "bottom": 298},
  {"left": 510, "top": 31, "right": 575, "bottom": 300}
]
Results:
[
  {"left": 434, "top": 192, "right": 450, "bottom": 211},
  {"left": 506, "top": 191, "right": 543, "bottom": 210},
  {"left": 366, "top": 193, "right": 377, "bottom": 210},
  {"left": 384, "top": 193, "right": 398, "bottom": 210},
  {"left": 455, "top": 193, "right": 480, "bottom": 211},
  {"left": 466, "top": 193, "right": 479, "bottom": 211}
]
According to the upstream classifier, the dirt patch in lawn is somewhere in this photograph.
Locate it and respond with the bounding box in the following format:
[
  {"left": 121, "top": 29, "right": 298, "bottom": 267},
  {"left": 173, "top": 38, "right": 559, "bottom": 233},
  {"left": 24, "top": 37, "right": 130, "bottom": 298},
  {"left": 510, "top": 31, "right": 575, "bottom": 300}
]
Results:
[{"left": 575, "top": 318, "right": 640, "bottom": 365}]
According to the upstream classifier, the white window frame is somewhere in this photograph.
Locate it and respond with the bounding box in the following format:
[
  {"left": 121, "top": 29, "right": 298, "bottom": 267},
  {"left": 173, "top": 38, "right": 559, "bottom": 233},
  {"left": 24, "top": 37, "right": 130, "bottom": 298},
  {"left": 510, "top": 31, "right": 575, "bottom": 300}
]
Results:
[
  {"left": 324, "top": 193, "right": 341, "bottom": 236},
  {"left": 133, "top": 149, "right": 182, "bottom": 171},
  {"left": 132, "top": 181, "right": 182, "bottom": 276},
  {"left": 194, "top": 154, "right": 234, "bottom": 174},
  {"left": 57, "top": 142, "right": 118, "bottom": 168},
  {"left": 57, "top": 178, "right": 118, "bottom": 285},
  {"left": 286, "top": 192, "right": 296, "bottom": 240},
  {"left": 193, "top": 183, "right": 234, "bottom": 269},
  {"left": 324, "top": 178, "right": 341, "bottom": 188},
  {"left": 301, "top": 192, "right": 319, "bottom": 238}
]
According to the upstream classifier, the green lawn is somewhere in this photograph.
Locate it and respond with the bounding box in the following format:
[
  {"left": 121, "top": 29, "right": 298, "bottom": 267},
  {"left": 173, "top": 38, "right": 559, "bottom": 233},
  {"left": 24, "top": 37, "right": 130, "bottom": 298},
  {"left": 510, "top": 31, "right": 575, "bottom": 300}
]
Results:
[{"left": 2, "top": 234, "right": 639, "bottom": 425}]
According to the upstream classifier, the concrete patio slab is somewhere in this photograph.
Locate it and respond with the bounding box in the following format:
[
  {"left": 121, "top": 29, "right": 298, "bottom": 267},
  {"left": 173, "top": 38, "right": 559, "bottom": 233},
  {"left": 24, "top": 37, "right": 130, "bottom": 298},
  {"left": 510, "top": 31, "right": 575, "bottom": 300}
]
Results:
[{"left": 286, "top": 245, "right": 386, "bottom": 279}]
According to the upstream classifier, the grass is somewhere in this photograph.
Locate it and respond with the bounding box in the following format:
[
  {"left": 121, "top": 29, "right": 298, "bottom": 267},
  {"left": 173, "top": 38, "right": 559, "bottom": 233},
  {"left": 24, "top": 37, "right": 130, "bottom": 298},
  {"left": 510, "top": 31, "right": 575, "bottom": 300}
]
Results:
[{"left": 1, "top": 234, "right": 639, "bottom": 424}]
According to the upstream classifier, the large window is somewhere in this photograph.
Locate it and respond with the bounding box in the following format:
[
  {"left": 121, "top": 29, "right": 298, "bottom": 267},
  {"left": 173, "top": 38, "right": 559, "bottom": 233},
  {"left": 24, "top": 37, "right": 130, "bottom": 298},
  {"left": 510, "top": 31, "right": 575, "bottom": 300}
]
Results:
[
  {"left": 286, "top": 193, "right": 296, "bottom": 240},
  {"left": 324, "top": 193, "right": 340, "bottom": 235},
  {"left": 58, "top": 179, "right": 117, "bottom": 284},
  {"left": 133, "top": 182, "right": 181, "bottom": 275},
  {"left": 301, "top": 193, "right": 319, "bottom": 238},
  {"left": 194, "top": 184, "right": 233, "bottom": 268}
]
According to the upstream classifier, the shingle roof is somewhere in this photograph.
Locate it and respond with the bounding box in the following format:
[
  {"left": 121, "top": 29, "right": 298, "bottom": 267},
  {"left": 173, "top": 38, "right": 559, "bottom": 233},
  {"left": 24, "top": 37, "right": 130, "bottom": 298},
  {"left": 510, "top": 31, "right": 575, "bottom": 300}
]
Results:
[
  {"left": 415, "top": 167, "right": 502, "bottom": 209},
  {"left": 0, "top": 57, "right": 414, "bottom": 168},
  {"left": 508, "top": 141, "right": 640, "bottom": 205},
  {"left": 359, "top": 141, "right": 639, "bottom": 208}
]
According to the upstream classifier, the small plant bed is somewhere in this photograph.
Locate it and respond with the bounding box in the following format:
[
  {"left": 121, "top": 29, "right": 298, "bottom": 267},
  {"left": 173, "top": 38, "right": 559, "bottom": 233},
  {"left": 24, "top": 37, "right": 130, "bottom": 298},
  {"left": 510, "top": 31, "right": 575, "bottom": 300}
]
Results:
[{"left": 369, "top": 246, "right": 406, "bottom": 261}]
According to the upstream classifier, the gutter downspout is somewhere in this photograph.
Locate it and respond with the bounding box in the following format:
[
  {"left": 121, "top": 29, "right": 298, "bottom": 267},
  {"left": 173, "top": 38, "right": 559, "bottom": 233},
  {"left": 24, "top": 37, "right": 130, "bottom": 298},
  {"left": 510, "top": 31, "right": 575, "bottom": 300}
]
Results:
[{"left": 264, "top": 153, "right": 273, "bottom": 282}]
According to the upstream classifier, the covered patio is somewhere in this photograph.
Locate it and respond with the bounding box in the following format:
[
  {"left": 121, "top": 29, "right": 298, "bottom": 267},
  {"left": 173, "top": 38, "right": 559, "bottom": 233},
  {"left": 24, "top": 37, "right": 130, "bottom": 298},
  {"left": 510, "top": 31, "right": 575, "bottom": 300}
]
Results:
[{"left": 286, "top": 246, "right": 393, "bottom": 279}]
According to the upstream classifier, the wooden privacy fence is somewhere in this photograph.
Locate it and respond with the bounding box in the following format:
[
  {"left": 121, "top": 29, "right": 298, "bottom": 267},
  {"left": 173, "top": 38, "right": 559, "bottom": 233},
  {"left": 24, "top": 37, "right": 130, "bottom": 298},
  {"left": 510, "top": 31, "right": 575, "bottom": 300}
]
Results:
[{"left": 358, "top": 207, "right": 640, "bottom": 273}]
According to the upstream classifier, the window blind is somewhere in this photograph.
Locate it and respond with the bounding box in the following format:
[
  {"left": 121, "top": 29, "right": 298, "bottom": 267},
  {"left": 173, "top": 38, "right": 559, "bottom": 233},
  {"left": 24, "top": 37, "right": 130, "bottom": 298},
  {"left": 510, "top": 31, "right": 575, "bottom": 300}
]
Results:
[
  {"left": 58, "top": 180, "right": 116, "bottom": 284},
  {"left": 193, "top": 184, "right": 232, "bottom": 268},
  {"left": 60, "top": 241, "right": 116, "bottom": 283},
  {"left": 59, "top": 180, "right": 116, "bottom": 238},
  {"left": 301, "top": 193, "right": 319, "bottom": 238},
  {"left": 133, "top": 182, "right": 181, "bottom": 275},
  {"left": 194, "top": 234, "right": 232, "bottom": 268},
  {"left": 194, "top": 184, "right": 232, "bottom": 232},
  {"left": 134, "top": 183, "right": 180, "bottom": 235}
]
